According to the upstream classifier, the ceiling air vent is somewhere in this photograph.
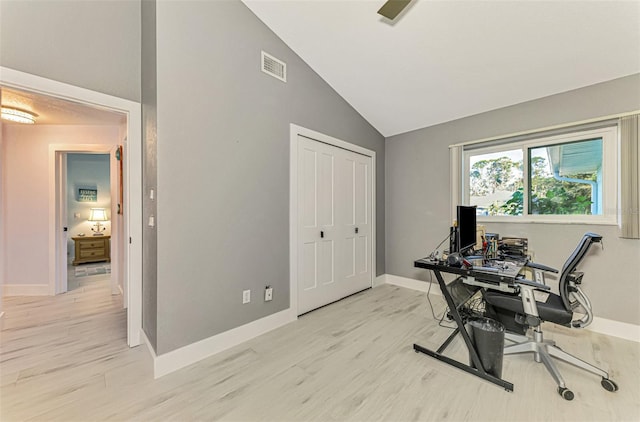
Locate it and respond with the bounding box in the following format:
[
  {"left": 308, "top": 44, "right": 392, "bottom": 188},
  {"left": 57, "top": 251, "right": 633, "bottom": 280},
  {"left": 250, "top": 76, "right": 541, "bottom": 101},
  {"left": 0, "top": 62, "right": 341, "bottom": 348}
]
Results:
[{"left": 261, "top": 51, "right": 286, "bottom": 82}]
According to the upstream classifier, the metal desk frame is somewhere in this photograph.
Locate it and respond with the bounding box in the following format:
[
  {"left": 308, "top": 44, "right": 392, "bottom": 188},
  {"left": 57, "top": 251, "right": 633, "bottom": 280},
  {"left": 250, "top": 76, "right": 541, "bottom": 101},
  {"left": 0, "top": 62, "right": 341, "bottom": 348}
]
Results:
[{"left": 413, "top": 258, "right": 517, "bottom": 392}]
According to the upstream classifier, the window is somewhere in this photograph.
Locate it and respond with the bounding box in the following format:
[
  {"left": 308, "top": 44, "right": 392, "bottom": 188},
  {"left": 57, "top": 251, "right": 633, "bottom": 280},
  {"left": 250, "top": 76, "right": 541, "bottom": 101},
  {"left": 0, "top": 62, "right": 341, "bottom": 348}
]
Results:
[{"left": 463, "top": 126, "right": 618, "bottom": 223}]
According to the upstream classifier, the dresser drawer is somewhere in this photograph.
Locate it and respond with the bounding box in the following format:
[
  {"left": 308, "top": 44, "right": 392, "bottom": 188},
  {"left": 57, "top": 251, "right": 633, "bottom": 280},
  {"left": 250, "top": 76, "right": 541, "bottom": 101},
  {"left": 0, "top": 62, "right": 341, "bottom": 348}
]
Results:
[
  {"left": 80, "top": 248, "right": 105, "bottom": 258},
  {"left": 77, "top": 239, "right": 106, "bottom": 250}
]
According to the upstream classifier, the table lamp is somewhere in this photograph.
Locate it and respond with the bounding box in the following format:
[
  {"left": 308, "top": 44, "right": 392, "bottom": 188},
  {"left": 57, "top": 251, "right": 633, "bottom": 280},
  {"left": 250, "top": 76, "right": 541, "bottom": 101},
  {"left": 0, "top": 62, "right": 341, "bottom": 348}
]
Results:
[{"left": 89, "top": 208, "right": 108, "bottom": 236}]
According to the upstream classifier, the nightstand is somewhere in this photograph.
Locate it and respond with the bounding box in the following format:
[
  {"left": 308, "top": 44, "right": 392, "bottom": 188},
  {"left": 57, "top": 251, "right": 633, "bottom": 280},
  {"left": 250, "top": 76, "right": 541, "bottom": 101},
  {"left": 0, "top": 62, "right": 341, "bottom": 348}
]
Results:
[{"left": 72, "top": 235, "right": 111, "bottom": 265}]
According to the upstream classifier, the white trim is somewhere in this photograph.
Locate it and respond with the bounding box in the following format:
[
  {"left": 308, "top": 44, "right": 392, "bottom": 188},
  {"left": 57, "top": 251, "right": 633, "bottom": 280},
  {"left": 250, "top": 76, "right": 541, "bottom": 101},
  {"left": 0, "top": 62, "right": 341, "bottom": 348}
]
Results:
[
  {"left": 463, "top": 126, "right": 618, "bottom": 224},
  {"left": 289, "top": 124, "right": 377, "bottom": 317},
  {"left": 1, "top": 67, "right": 143, "bottom": 347},
  {"left": 153, "top": 308, "right": 297, "bottom": 378},
  {"left": 588, "top": 317, "right": 640, "bottom": 343},
  {"left": 449, "top": 109, "right": 640, "bottom": 149},
  {"left": 385, "top": 274, "right": 441, "bottom": 295},
  {"left": 49, "top": 144, "right": 116, "bottom": 297},
  {"left": 3, "top": 284, "right": 50, "bottom": 296},
  {"left": 373, "top": 274, "right": 387, "bottom": 288},
  {"left": 141, "top": 328, "right": 157, "bottom": 359},
  {"left": 382, "top": 273, "right": 640, "bottom": 342},
  {"left": 292, "top": 124, "right": 377, "bottom": 157}
]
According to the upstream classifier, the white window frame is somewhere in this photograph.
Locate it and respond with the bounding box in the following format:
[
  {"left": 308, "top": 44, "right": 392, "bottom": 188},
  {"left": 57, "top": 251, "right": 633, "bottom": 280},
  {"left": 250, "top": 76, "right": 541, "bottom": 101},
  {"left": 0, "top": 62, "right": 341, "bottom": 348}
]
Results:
[{"left": 463, "top": 126, "right": 618, "bottom": 225}]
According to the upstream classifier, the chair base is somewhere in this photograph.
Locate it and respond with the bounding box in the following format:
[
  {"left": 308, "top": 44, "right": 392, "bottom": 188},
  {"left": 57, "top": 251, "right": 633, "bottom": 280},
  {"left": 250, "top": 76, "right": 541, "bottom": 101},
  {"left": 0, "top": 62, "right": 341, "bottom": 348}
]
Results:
[{"left": 504, "top": 329, "right": 610, "bottom": 392}]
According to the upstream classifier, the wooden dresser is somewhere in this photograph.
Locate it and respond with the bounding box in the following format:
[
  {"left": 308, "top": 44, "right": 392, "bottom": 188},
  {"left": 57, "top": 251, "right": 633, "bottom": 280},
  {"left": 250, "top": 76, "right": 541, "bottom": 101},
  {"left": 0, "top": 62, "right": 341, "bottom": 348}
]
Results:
[{"left": 72, "top": 235, "right": 111, "bottom": 265}]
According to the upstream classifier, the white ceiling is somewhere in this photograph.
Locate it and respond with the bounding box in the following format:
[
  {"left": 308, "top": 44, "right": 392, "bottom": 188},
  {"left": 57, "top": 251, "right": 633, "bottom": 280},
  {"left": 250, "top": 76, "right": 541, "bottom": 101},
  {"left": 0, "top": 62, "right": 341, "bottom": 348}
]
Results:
[
  {"left": 1, "top": 87, "right": 125, "bottom": 126},
  {"left": 243, "top": 0, "right": 640, "bottom": 137}
]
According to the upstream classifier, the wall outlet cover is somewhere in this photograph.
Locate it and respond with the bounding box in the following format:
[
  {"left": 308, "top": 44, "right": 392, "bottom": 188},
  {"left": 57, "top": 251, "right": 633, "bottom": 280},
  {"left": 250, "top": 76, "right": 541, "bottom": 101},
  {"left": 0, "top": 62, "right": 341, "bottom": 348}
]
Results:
[{"left": 242, "top": 289, "right": 251, "bottom": 304}]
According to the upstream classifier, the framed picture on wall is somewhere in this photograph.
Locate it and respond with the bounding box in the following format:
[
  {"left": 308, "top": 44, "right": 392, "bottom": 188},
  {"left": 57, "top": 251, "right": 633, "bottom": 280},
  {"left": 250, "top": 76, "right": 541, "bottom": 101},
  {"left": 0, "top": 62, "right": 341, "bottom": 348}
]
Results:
[{"left": 77, "top": 188, "right": 98, "bottom": 202}]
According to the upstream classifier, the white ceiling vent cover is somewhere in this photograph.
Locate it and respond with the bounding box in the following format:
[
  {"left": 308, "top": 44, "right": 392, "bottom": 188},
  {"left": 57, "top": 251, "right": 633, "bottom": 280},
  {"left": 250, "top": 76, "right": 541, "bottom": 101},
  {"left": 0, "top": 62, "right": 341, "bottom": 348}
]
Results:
[{"left": 261, "top": 51, "right": 287, "bottom": 82}]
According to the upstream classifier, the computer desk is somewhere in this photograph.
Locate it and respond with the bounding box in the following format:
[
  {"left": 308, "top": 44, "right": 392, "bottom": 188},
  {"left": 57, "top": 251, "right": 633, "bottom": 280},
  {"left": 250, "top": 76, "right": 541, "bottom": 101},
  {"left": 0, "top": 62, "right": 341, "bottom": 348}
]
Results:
[{"left": 413, "top": 257, "right": 527, "bottom": 392}]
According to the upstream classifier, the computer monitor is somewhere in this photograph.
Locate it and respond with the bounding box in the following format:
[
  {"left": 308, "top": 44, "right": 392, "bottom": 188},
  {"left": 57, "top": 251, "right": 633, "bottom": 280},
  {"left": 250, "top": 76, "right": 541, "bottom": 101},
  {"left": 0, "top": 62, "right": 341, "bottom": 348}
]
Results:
[{"left": 456, "top": 205, "right": 477, "bottom": 255}]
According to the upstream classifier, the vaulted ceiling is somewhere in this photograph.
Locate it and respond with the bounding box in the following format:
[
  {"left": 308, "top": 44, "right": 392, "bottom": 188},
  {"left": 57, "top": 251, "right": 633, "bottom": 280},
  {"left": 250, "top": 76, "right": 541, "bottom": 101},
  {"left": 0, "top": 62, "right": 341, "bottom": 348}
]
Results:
[{"left": 243, "top": 0, "right": 640, "bottom": 137}]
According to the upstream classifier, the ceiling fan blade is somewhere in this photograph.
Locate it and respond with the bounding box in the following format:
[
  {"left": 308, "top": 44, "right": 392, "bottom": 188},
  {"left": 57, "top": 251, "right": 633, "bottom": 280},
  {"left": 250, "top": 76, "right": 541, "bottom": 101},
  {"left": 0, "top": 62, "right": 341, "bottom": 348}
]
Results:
[{"left": 377, "top": 0, "right": 412, "bottom": 20}]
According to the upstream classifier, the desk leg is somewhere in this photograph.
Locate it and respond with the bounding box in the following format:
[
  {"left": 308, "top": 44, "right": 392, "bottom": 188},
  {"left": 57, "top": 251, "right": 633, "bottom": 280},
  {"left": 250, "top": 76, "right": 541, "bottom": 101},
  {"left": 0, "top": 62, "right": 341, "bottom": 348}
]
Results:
[
  {"left": 437, "top": 327, "right": 459, "bottom": 354},
  {"left": 413, "top": 269, "right": 514, "bottom": 392},
  {"left": 413, "top": 343, "right": 513, "bottom": 391}
]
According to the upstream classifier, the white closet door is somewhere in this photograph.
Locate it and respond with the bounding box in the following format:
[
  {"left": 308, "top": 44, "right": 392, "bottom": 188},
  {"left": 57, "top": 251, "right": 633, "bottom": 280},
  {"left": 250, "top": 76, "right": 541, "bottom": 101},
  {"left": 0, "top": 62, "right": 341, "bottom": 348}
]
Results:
[
  {"left": 336, "top": 151, "right": 372, "bottom": 296},
  {"left": 298, "top": 135, "right": 372, "bottom": 315}
]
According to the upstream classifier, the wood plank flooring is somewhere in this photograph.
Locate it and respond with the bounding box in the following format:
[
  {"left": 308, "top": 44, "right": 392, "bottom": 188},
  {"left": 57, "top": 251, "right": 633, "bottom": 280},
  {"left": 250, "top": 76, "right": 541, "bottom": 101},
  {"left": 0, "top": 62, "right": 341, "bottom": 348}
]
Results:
[{"left": 1, "top": 278, "right": 639, "bottom": 421}]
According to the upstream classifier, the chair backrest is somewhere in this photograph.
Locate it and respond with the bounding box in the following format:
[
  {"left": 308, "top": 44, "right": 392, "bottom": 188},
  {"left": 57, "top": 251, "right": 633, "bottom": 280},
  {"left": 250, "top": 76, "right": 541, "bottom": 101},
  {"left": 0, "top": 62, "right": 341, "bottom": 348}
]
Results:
[{"left": 559, "top": 232, "right": 602, "bottom": 310}]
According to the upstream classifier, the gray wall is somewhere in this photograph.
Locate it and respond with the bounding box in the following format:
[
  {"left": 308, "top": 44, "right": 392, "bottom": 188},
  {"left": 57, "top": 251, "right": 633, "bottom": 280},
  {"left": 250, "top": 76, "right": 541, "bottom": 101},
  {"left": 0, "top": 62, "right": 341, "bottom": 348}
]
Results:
[
  {"left": 0, "top": 0, "right": 141, "bottom": 102},
  {"left": 141, "top": 0, "right": 158, "bottom": 351},
  {"left": 386, "top": 74, "right": 640, "bottom": 326},
  {"left": 152, "top": 0, "right": 385, "bottom": 354}
]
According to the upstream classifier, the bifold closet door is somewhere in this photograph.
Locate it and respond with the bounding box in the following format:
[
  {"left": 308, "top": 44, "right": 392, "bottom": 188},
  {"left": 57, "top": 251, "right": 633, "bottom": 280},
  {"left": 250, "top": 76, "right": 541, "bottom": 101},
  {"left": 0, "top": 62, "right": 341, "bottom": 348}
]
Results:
[{"left": 297, "top": 135, "right": 372, "bottom": 315}]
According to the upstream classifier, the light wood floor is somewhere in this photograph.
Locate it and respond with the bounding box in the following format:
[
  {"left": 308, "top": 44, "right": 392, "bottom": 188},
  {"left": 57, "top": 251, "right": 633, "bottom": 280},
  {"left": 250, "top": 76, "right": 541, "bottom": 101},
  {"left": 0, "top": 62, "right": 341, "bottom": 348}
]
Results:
[{"left": 1, "top": 278, "right": 639, "bottom": 421}]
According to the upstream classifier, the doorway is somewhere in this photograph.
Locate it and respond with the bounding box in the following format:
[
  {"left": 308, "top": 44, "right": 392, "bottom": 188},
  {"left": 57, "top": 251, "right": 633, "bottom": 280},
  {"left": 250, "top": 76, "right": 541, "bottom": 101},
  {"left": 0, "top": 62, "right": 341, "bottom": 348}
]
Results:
[
  {"left": 290, "top": 124, "right": 376, "bottom": 316},
  {"left": 65, "top": 152, "right": 113, "bottom": 292},
  {"left": 0, "top": 67, "right": 142, "bottom": 347}
]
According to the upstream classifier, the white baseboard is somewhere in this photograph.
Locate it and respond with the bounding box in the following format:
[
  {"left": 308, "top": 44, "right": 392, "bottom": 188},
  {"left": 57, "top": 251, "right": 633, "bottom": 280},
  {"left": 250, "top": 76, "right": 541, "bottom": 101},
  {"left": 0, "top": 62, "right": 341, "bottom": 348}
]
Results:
[
  {"left": 373, "top": 274, "right": 387, "bottom": 288},
  {"left": 385, "top": 274, "right": 441, "bottom": 295},
  {"left": 382, "top": 273, "right": 639, "bottom": 342},
  {"left": 3, "top": 284, "right": 50, "bottom": 296},
  {"left": 153, "top": 308, "right": 297, "bottom": 378},
  {"left": 588, "top": 317, "right": 640, "bottom": 343}
]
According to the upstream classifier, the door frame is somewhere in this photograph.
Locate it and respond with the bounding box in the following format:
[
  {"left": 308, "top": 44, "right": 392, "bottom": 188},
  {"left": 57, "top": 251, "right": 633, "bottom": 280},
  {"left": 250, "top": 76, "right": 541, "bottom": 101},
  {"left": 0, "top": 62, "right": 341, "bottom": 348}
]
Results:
[
  {"left": 289, "top": 124, "right": 376, "bottom": 316},
  {"left": 52, "top": 146, "right": 118, "bottom": 295},
  {"left": 1, "top": 67, "right": 143, "bottom": 347}
]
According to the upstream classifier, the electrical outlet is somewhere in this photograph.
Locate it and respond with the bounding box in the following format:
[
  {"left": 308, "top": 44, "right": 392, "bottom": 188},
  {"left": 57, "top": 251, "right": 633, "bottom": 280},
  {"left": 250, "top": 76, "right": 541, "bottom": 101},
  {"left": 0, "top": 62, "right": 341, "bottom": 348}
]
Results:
[
  {"left": 242, "top": 289, "right": 251, "bottom": 304},
  {"left": 264, "top": 286, "right": 273, "bottom": 302}
]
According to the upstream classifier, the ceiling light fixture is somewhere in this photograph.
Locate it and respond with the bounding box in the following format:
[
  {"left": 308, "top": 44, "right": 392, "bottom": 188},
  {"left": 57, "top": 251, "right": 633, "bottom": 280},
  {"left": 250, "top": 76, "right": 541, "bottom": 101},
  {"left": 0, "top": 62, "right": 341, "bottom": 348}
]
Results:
[{"left": 1, "top": 106, "right": 37, "bottom": 124}]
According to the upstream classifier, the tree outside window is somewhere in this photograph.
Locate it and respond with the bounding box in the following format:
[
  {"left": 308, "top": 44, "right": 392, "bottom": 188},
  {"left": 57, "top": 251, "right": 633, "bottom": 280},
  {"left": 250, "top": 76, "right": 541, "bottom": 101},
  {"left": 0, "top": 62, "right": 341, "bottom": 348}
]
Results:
[{"left": 468, "top": 138, "right": 603, "bottom": 216}]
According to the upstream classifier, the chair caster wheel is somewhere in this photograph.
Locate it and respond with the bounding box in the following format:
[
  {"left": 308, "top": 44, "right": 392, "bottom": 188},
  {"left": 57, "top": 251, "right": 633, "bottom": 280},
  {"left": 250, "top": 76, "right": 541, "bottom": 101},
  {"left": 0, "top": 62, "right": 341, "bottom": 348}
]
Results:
[
  {"left": 558, "top": 387, "right": 574, "bottom": 401},
  {"left": 601, "top": 378, "right": 618, "bottom": 392}
]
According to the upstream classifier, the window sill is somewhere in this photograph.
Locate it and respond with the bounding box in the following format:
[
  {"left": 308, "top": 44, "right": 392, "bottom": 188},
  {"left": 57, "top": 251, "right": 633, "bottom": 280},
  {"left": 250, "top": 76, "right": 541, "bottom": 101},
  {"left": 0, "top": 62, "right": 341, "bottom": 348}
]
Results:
[{"left": 477, "top": 216, "right": 618, "bottom": 226}]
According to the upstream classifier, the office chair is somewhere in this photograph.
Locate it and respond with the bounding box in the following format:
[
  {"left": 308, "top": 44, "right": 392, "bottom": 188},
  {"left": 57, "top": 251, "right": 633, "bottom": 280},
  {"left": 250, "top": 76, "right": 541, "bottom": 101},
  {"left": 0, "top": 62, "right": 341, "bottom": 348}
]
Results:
[{"left": 483, "top": 233, "right": 618, "bottom": 400}]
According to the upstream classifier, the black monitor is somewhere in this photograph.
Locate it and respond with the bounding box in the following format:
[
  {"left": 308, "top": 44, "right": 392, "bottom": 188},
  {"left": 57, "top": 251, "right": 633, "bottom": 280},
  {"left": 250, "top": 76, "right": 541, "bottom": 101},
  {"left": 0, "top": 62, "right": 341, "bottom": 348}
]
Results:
[{"left": 456, "top": 205, "right": 477, "bottom": 255}]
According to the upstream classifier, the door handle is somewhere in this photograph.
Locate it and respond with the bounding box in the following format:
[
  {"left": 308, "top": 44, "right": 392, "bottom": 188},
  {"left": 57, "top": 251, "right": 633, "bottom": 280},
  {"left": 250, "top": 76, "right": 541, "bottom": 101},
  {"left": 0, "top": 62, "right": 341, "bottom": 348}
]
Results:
[
  {"left": 320, "top": 230, "right": 324, "bottom": 238},
  {"left": 355, "top": 227, "right": 359, "bottom": 234}
]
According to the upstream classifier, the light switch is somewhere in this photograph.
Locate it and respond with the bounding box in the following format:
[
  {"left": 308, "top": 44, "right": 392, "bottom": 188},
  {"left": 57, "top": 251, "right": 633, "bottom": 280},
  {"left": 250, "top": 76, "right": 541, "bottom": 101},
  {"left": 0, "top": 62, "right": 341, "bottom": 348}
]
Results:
[{"left": 74, "top": 213, "right": 81, "bottom": 219}]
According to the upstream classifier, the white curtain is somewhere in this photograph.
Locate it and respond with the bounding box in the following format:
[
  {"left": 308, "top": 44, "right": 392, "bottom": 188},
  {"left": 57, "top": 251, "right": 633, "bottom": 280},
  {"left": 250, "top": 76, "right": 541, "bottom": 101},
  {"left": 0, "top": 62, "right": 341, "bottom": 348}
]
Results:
[
  {"left": 449, "top": 145, "right": 463, "bottom": 222},
  {"left": 620, "top": 114, "right": 640, "bottom": 239}
]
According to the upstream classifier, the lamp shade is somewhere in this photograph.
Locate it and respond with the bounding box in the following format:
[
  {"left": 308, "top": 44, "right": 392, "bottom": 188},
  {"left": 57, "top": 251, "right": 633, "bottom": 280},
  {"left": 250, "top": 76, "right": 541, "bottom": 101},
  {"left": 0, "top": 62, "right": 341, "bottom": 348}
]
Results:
[{"left": 89, "top": 208, "right": 108, "bottom": 221}]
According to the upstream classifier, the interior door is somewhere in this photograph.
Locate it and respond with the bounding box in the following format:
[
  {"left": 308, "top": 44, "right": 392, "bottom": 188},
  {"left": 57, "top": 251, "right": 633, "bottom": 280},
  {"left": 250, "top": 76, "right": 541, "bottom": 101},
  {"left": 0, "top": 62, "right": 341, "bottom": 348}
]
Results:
[
  {"left": 336, "top": 151, "right": 372, "bottom": 297},
  {"left": 297, "top": 135, "right": 372, "bottom": 315},
  {"left": 55, "top": 152, "right": 68, "bottom": 294}
]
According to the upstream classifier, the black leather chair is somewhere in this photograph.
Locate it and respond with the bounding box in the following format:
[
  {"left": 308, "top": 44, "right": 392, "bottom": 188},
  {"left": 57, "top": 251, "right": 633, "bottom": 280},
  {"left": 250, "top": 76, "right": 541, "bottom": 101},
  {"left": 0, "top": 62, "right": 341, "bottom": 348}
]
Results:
[{"left": 483, "top": 233, "right": 618, "bottom": 400}]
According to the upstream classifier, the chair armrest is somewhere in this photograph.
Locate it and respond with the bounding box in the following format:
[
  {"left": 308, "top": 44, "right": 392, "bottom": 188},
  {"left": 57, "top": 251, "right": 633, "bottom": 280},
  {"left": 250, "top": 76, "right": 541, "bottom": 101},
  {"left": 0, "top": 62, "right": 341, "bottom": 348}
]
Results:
[
  {"left": 524, "top": 261, "right": 559, "bottom": 273},
  {"left": 515, "top": 278, "right": 551, "bottom": 291}
]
